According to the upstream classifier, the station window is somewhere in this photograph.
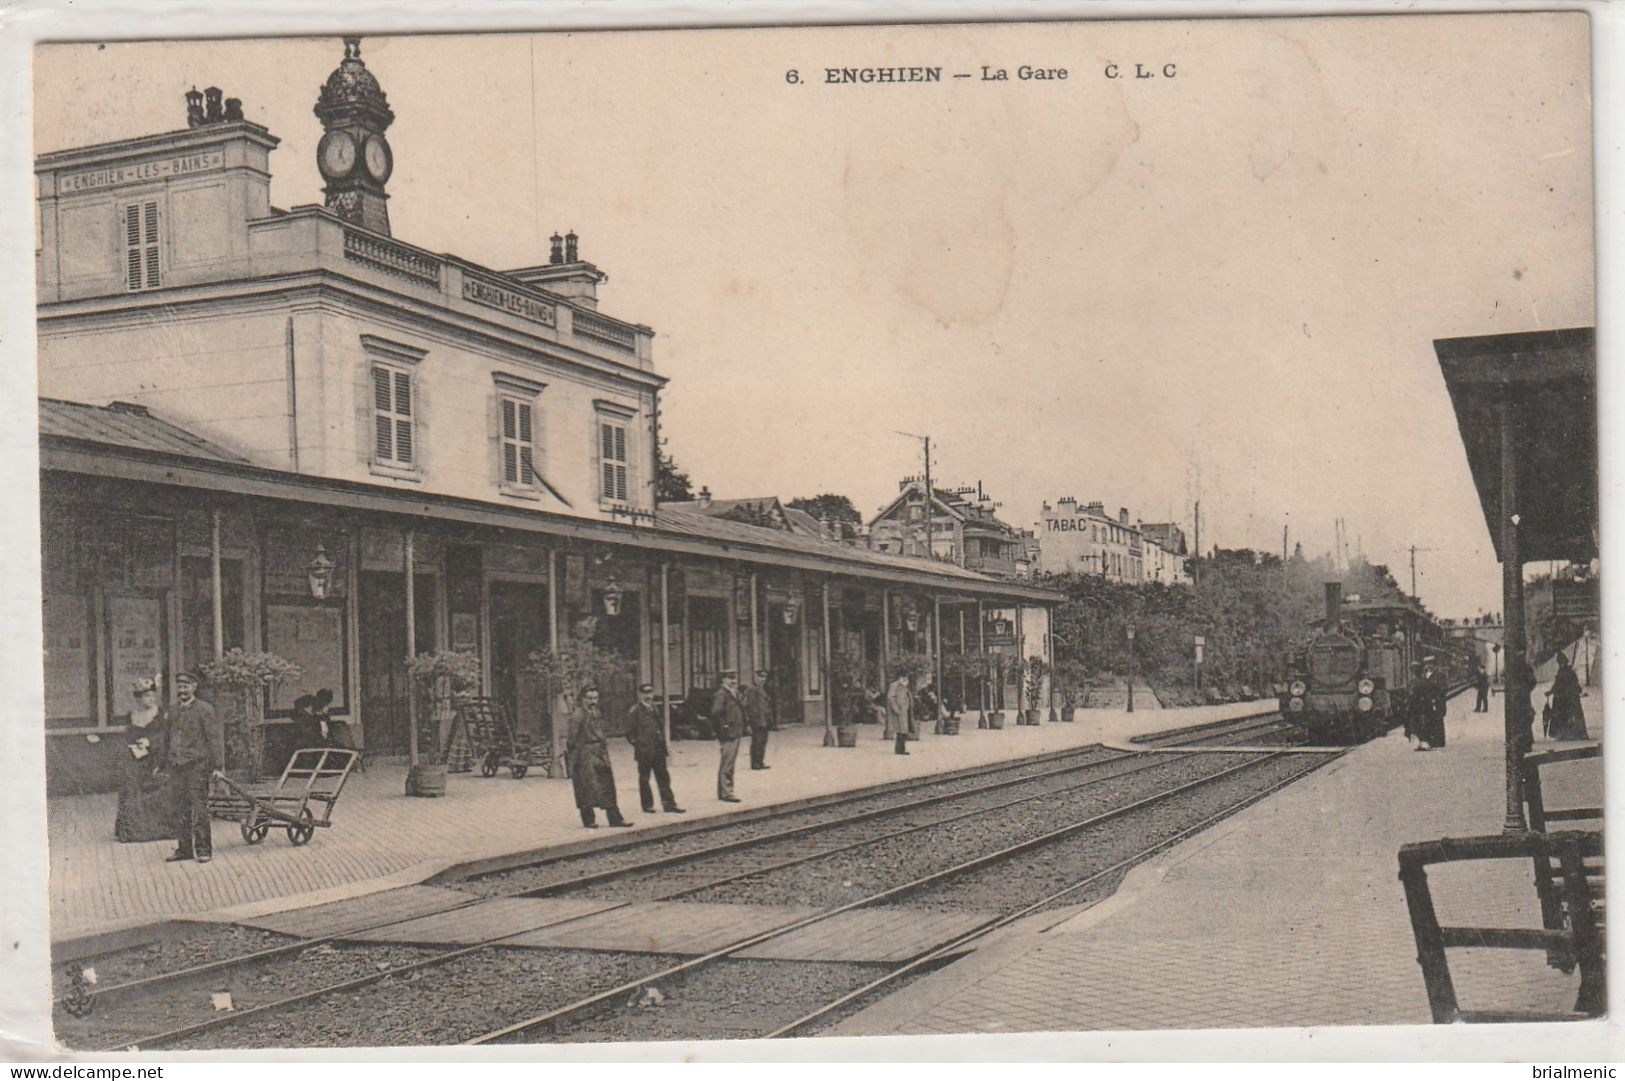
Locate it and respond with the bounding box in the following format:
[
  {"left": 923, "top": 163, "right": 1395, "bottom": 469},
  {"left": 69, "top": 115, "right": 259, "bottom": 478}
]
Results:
[
  {"left": 373, "top": 366, "right": 415, "bottom": 467},
  {"left": 123, "top": 201, "right": 161, "bottom": 290},
  {"left": 501, "top": 396, "right": 538, "bottom": 487}
]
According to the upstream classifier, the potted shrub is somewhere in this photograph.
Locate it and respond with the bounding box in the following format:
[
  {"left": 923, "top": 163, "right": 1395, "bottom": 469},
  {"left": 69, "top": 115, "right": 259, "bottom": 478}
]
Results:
[
  {"left": 527, "top": 618, "right": 638, "bottom": 777},
  {"left": 198, "top": 649, "right": 302, "bottom": 781},
  {"left": 1023, "top": 656, "right": 1050, "bottom": 725},
  {"left": 406, "top": 649, "right": 482, "bottom": 797},
  {"left": 941, "top": 650, "right": 983, "bottom": 729},
  {"left": 985, "top": 652, "right": 1008, "bottom": 729},
  {"left": 1053, "top": 658, "right": 1086, "bottom": 722},
  {"left": 827, "top": 653, "right": 868, "bottom": 748}
]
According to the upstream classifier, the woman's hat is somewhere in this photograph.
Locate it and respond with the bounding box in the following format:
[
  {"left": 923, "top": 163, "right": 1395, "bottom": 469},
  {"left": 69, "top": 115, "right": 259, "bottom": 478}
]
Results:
[{"left": 130, "top": 676, "right": 158, "bottom": 694}]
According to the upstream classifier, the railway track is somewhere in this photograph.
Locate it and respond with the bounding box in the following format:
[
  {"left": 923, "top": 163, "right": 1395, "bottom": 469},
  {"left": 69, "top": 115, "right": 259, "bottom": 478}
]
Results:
[{"left": 56, "top": 710, "right": 1319, "bottom": 1050}]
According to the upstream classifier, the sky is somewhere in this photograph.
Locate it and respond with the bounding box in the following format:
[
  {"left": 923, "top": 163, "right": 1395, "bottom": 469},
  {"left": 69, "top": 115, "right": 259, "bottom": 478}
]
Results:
[{"left": 32, "top": 14, "right": 1596, "bottom": 618}]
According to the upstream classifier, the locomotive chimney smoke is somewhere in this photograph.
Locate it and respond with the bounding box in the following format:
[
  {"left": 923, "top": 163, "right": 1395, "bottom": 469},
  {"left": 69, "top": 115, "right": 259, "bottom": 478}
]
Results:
[{"left": 1324, "top": 582, "right": 1343, "bottom": 625}]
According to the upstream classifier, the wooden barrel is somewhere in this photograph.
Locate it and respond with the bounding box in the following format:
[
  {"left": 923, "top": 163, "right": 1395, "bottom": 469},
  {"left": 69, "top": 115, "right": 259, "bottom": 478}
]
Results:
[{"left": 836, "top": 726, "right": 858, "bottom": 748}]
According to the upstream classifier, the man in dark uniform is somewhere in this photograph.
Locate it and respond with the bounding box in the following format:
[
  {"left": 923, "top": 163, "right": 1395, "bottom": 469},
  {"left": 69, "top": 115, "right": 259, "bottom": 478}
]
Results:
[
  {"left": 625, "top": 683, "right": 684, "bottom": 814},
  {"left": 743, "top": 667, "right": 775, "bottom": 770},
  {"left": 165, "top": 670, "right": 223, "bottom": 864},
  {"left": 1403, "top": 662, "right": 1425, "bottom": 745},
  {"left": 711, "top": 671, "right": 746, "bottom": 803},
  {"left": 568, "top": 686, "right": 632, "bottom": 828},
  {"left": 1474, "top": 666, "right": 1490, "bottom": 713}
]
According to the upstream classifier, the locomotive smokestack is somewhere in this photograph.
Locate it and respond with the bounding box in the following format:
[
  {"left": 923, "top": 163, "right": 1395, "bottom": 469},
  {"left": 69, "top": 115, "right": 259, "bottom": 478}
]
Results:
[{"left": 1324, "top": 582, "right": 1343, "bottom": 625}]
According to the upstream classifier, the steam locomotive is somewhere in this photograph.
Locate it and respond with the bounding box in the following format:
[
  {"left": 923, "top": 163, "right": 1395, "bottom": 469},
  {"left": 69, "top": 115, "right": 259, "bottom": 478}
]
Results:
[{"left": 1280, "top": 583, "right": 1472, "bottom": 744}]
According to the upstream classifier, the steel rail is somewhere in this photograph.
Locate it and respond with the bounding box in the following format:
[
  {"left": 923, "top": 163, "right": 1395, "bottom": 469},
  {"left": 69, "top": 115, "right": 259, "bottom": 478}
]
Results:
[
  {"left": 465, "top": 747, "right": 1314, "bottom": 1045},
  {"left": 765, "top": 748, "right": 1344, "bottom": 1037},
  {"left": 71, "top": 739, "right": 1129, "bottom": 1010},
  {"left": 105, "top": 744, "right": 1247, "bottom": 1051},
  {"left": 82, "top": 710, "right": 1282, "bottom": 1012}
]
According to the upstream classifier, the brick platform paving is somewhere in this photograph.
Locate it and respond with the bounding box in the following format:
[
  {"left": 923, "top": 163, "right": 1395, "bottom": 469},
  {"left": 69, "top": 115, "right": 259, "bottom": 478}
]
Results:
[
  {"left": 48, "top": 699, "right": 1273, "bottom": 943},
  {"left": 832, "top": 686, "right": 1605, "bottom": 1038}
]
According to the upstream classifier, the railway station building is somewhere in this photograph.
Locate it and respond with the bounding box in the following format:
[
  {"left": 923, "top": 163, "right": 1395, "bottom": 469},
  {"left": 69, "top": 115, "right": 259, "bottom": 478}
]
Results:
[{"left": 34, "top": 43, "right": 1059, "bottom": 794}]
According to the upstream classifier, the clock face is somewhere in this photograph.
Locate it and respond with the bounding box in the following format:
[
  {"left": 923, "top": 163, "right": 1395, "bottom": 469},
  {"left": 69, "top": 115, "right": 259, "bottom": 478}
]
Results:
[
  {"left": 364, "top": 135, "right": 393, "bottom": 184},
  {"left": 318, "top": 130, "right": 358, "bottom": 180}
]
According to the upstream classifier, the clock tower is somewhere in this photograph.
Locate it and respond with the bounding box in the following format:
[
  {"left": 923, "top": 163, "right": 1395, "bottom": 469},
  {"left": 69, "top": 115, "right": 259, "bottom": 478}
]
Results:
[{"left": 313, "top": 37, "right": 395, "bottom": 236}]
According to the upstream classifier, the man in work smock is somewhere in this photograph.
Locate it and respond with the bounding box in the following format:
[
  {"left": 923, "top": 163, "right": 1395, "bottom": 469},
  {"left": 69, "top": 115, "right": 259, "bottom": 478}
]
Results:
[{"left": 569, "top": 686, "right": 632, "bottom": 828}]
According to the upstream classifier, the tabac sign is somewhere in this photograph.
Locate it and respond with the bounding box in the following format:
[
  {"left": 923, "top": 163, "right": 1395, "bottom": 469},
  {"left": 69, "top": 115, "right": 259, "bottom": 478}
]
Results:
[{"left": 58, "top": 150, "right": 226, "bottom": 194}]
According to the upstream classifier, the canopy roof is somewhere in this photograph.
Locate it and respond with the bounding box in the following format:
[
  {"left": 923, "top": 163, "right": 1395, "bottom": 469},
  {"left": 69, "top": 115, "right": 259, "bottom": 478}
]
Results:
[{"left": 1434, "top": 327, "right": 1596, "bottom": 565}]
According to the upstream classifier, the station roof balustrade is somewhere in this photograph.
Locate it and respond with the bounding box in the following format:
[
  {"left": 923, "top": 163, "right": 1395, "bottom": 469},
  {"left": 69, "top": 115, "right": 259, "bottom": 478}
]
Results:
[{"left": 39, "top": 398, "right": 1062, "bottom": 606}]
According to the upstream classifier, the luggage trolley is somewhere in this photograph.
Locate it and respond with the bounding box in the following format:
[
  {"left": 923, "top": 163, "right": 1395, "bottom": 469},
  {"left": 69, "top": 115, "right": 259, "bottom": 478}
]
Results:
[
  {"left": 458, "top": 698, "right": 535, "bottom": 779},
  {"left": 209, "top": 747, "right": 360, "bottom": 846}
]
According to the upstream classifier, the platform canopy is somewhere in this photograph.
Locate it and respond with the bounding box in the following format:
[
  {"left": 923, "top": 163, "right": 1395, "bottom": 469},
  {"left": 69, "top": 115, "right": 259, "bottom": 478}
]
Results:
[{"left": 1434, "top": 327, "right": 1596, "bottom": 565}]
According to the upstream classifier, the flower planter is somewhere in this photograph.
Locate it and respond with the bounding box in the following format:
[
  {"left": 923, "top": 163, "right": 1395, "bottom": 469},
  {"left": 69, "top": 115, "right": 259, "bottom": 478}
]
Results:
[
  {"left": 836, "top": 726, "right": 858, "bottom": 748},
  {"left": 1061, "top": 706, "right": 1076, "bottom": 723},
  {"left": 406, "top": 763, "right": 448, "bottom": 797},
  {"left": 1023, "top": 709, "right": 1041, "bottom": 725},
  {"left": 987, "top": 712, "right": 1005, "bottom": 730},
  {"left": 941, "top": 715, "right": 961, "bottom": 735}
]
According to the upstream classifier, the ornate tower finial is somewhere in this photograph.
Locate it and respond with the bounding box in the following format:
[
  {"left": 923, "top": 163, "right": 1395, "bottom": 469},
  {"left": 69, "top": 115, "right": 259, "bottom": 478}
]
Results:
[{"left": 314, "top": 36, "right": 396, "bottom": 235}]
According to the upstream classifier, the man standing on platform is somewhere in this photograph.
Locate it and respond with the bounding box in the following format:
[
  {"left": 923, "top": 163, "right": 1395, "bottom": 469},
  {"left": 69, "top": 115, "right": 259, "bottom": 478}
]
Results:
[
  {"left": 165, "top": 670, "right": 223, "bottom": 864},
  {"left": 569, "top": 686, "right": 632, "bottom": 828},
  {"left": 711, "top": 671, "right": 746, "bottom": 803},
  {"left": 887, "top": 672, "right": 915, "bottom": 756},
  {"left": 626, "top": 683, "right": 684, "bottom": 814},
  {"left": 744, "top": 667, "right": 775, "bottom": 770},
  {"left": 1474, "top": 665, "right": 1491, "bottom": 713}
]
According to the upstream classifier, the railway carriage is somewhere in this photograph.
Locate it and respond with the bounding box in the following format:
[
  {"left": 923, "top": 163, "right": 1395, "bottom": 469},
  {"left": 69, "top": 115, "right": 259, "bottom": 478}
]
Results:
[{"left": 1281, "top": 584, "right": 1467, "bottom": 744}]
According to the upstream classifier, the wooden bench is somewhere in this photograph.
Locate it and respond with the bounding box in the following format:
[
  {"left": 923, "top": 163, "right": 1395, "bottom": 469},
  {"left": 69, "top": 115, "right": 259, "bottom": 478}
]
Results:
[
  {"left": 1397, "top": 830, "right": 1604, "bottom": 1023},
  {"left": 1522, "top": 744, "right": 1603, "bottom": 964}
]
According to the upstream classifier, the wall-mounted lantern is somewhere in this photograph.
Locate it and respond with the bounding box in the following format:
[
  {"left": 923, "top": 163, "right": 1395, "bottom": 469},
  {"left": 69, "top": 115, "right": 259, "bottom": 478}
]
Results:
[
  {"left": 781, "top": 596, "right": 802, "bottom": 625},
  {"left": 308, "top": 543, "right": 335, "bottom": 600}
]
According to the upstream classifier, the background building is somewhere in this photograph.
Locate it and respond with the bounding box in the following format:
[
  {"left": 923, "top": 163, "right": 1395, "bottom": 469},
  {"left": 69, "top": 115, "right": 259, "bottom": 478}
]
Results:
[{"left": 868, "top": 477, "right": 1029, "bottom": 579}]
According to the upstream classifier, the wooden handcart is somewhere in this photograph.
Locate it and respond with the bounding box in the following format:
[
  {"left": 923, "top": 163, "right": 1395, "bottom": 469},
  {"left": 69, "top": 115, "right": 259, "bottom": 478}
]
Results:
[
  {"left": 457, "top": 698, "right": 539, "bottom": 779},
  {"left": 208, "top": 747, "right": 360, "bottom": 846}
]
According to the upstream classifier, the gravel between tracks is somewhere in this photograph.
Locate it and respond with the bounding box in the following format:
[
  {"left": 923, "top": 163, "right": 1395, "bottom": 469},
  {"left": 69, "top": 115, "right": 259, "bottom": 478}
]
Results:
[
  {"left": 52, "top": 924, "right": 298, "bottom": 998},
  {"left": 632, "top": 753, "right": 1246, "bottom": 908},
  {"left": 461, "top": 746, "right": 1128, "bottom": 899},
  {"left": 533, "top": 959, "right": 894, "bottom": 1044},
  {"left": 173, "top": 948, "right": 686, "bottom": 1049},
  {"left": 56, "top": 942, "right": 441, "bottom": 1052},
  {"left": 893, "top": 752, "right": 1335, "bottom": 913}
]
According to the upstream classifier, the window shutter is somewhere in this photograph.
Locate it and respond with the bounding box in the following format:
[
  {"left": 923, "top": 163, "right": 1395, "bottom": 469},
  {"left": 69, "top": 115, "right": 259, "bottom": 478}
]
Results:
[
  {"left": 124, "top": 206, "right": 142, "bottom": 290},
  {"left": 396, "top": 417, "right": 413, "bottom": 464},
  {"left": 517, "top": 402, "right": 532, "bottom": 443},
  {"left": 393, "top": 371, "right": 412, "bottom": 419},
  {"left": 373, "top": 369, "right": 393, "bottom": 460},
  {"left": 501, "top": 398, "right": 516, "bottom": 439}
]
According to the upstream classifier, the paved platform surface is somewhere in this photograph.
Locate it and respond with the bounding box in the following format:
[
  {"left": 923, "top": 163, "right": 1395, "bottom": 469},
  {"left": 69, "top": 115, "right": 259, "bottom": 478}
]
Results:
[
  {"left": 832, "top": 685, "right": 1605, "bottom": 1036},
  {"left": 47, "top": 698, "right": 1273, "bottom": 942}
]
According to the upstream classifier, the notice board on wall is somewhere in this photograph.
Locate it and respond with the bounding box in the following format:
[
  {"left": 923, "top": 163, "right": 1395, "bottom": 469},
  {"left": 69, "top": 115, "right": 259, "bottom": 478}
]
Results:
[
  {"left": 108, "top": 594, "right": 164, "bottom": 717},
  {"left": 265, "top": 602, "right": 346, "bottom": 712}
]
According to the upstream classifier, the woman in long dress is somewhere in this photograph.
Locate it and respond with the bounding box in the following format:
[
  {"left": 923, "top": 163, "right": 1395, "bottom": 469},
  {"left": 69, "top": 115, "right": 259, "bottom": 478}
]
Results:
[
  {"left": 1546, "top": 653, "right": 1589, "bottom": 741},
  {"left": 114, "top": 677, "right": 175, "bottom": 843}
]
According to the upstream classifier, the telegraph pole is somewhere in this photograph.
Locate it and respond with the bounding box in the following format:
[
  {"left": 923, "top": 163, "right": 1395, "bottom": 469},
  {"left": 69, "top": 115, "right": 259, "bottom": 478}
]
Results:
[
  {"left": 896, "top": 430, "right": 933, "bottom": 561},
  {"left": 1409, "top": 545, "right": 1434, "bottom": 598},
  {"left": 1192, "top": 500, "right": 1201, "bottom": 588}
]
